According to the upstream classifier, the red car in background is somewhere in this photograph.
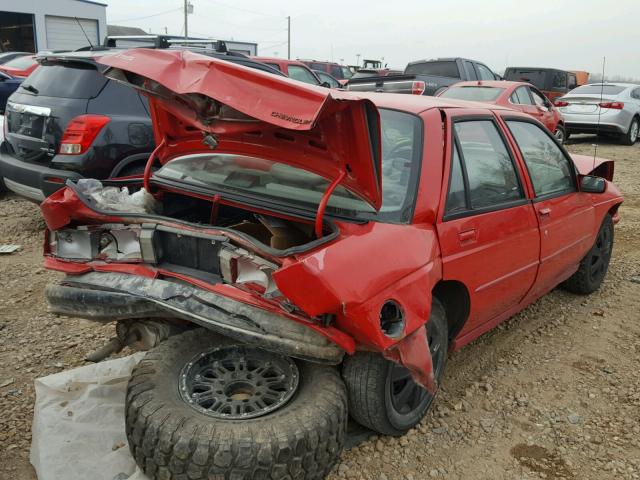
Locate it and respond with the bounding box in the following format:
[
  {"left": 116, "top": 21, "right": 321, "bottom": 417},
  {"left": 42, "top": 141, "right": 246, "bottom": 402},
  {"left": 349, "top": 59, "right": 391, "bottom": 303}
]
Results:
[
  {"left": 251, "top": 56, "right": 322, "bottom": 86},
  {"left": 439, "top": 80, "right": 567, "bottom": 142},
  {"left": 0, "top": 55, "right": 38, "bottom": 78},
  {"left": 41, "top": 49, "right": 622, "bottom": 480},
  {"left": 299, "top": 59, "right": 352, "bottom": 81}
]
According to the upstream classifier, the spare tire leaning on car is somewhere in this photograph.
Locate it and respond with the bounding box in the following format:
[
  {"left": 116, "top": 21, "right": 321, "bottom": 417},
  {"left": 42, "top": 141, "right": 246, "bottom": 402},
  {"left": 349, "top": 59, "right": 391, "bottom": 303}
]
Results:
[{"left": 126, "top": 328, "right": 347, "bottom": 480}]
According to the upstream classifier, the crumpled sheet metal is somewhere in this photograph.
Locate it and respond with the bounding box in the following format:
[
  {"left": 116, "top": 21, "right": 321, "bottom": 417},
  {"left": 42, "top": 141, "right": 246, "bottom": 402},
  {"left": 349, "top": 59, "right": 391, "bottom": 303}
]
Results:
[{"left": 30, "top": 353, "right": 149, "bottom": 480}]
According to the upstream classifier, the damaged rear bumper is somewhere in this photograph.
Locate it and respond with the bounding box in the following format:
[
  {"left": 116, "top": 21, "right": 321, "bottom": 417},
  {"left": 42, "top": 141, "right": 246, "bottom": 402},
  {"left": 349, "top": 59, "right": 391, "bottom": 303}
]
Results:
[{"left": 46, "top": 272, "right": 344, "bottom": 364}]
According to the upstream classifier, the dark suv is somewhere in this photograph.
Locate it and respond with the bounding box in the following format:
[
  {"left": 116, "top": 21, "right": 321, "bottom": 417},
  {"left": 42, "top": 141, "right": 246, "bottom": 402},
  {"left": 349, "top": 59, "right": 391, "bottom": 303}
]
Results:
[{"left": 0, "top": 42, "right": 284, "bottom": 202}]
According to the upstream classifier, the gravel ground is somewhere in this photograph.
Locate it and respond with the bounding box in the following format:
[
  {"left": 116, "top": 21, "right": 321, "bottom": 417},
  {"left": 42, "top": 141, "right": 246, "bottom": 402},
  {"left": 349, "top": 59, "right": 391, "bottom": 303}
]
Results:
[{"left": 0, "top": 136, "right": 639, "bottom": 480}]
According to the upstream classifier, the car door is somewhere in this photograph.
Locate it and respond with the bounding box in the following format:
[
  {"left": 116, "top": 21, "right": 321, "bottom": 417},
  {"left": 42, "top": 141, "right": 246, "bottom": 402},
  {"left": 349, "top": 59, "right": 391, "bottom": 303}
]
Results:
[
  {"left": 502, "top": 117, "right": 596, "bottom": 299},
  {"left": 510, "top": 86, "right": 542, "bottom": 121},
  {"left": 437, "top": 114, "right": 540, "bottom": 337}
]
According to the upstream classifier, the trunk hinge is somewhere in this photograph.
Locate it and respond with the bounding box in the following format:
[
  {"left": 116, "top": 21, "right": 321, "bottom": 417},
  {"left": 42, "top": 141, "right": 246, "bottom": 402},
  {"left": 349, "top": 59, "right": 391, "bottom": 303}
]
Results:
[
  {"left": 315, "top": 169, "right": 346, "bottom": 238},
  {"left": 143, "top": 137, "right": 167, "bottom": 192}
]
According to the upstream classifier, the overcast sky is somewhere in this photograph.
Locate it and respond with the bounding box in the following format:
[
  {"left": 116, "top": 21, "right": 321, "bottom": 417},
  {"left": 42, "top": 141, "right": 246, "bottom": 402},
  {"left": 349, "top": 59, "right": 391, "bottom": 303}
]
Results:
[{"left": 105, "top": 0, "right": 640, "bottom": 78}]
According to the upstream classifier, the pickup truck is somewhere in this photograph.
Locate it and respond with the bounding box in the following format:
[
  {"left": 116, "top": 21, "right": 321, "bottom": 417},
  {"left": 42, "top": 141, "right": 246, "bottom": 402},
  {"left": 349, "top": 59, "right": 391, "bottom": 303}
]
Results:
[{"left": 347, "top": 57, "right": 499, "bottom": 96}]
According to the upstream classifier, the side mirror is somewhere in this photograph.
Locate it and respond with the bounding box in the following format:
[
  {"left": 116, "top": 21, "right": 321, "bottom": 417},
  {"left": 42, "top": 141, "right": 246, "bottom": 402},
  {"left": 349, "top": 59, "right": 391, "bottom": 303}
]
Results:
[
  {"left": 320, "top": 81, "right": 332, "bottom": 88},
  {"left": 580, "top": 175, "right": 606, "bottom": 193}
]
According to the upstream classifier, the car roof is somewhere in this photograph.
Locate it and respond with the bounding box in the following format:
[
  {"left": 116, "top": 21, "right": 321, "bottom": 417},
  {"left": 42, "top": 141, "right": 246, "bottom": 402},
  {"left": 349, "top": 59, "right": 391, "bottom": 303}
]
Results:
[
  {"left": 347, "top": 90, "right": 516, "bottom": 114},
  {"left": 448, "top": 80, "right": 530, "bottom": 89},
  {"left": 583, "top": 82, "right": 639, "bottom": 88},
  {"left": 252, "top": 56, "right": 308, "bottom": 66},
  {"left": 406, "top": 57, "right": 481, "bottom": 65},
  {"left": 505, "top": 66, "right": 568, "bottom": 73}
]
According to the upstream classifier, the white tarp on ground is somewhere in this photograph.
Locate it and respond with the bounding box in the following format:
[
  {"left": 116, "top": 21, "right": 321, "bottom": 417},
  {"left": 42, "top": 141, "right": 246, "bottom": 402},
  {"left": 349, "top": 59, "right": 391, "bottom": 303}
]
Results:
[{"left": 31, "top": 354, "right": 150, "bottom": 480}]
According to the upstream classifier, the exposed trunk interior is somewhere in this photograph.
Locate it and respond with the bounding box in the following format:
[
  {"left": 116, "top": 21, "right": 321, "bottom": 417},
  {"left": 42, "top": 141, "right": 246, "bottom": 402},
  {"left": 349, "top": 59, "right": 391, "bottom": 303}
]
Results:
[{"left": 159, "top": 191, "right": 319, "bottom": 250}]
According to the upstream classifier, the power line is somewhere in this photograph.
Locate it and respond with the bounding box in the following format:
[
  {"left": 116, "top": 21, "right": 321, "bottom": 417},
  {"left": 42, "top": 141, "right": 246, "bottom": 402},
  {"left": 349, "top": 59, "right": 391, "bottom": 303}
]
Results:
[
  {"left": 110, "top": 7, "right": 182, "bottom": 24},
  {"left": 200, "top": 0, "right": 284, "bottom": 19}
]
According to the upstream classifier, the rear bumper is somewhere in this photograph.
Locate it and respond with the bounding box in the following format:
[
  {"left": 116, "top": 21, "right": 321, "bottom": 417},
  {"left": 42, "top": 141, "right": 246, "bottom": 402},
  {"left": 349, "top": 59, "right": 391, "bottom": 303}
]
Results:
[
  {"left": 563, "top": 111, "right": 631, "bottom": 135},
  {"left": 46, "top": 271, "right": 345, "bottom": 364},
  {"left": 0, "top": 150, "right": 82, "bottom": 202}
]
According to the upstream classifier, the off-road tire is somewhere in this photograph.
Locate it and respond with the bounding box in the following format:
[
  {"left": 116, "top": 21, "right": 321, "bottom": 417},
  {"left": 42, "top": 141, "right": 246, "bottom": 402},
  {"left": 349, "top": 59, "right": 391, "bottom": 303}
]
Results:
[
  {"left": 620, "top": 117, "right": 639, "bottom": 146},
  {"left": 126, "top": 329, "right": 347, "bottom": 480},
  {"left": 342, "top": 299, "right": 448, "bottom": 436},
  {"left": 562, "top": 214, "right": 614, "bottom": 294}
]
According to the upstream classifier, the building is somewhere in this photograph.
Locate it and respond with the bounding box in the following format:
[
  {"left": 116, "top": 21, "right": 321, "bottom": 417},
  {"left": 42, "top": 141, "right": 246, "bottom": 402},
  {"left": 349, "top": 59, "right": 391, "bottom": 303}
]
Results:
[{"left": 0, "top": 0, "right": 106, "bottom": 53}]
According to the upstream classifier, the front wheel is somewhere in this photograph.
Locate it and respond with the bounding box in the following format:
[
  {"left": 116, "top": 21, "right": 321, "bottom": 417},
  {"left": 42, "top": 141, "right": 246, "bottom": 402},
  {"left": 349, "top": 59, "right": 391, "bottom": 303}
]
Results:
[
  {"left": 620, "top": 117, "right": 639, "bottom": 146},
  {"left": 561, "top": 214, "right": 614, "bottom": 294},
  {"left": 342, "top": 299, "right": 448, "bottom": 436},
  {"left": 126, "top": 329, "right": 347, "bottom": 480}
]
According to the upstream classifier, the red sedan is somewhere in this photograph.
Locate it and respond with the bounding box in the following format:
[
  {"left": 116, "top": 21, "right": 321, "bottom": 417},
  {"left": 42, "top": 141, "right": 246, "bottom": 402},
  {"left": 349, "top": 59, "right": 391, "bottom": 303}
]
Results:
[
  {"left": 40, "top": 50, "right": 622, "bottom": 480},
  {"left": 0, "top": 54, "right": 38, "bottom": 78},
  {"left": 438, "top": 80, "right": 566, "bottom": 142}
]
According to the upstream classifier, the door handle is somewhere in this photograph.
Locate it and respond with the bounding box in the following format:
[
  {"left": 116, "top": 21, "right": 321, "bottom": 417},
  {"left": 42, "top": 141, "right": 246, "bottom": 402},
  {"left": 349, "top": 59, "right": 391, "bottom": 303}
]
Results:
[
  {"left": 538, "top": 207, "right": 551, "bottom": 217},
  {"left": 458, "top": 229, "right": 477, "bottom": 243}
]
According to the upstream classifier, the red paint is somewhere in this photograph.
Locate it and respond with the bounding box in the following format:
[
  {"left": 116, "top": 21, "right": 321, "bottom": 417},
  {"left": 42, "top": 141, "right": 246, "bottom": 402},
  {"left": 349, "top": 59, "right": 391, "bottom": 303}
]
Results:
[
  {"left": 143, "top": 137, "right": 166, "bottom": 192},
  {"left": 438, "top": 80, "right": 564, "bottom": 134},
  {"left": 315, "top": 169, "right": 346, "bottom": 237},
  {"left": 0, "top": 55, "right": 38, "bottom": 77},
  {"left": 42, "top": 51, "right": 624, "bottom": 391}
]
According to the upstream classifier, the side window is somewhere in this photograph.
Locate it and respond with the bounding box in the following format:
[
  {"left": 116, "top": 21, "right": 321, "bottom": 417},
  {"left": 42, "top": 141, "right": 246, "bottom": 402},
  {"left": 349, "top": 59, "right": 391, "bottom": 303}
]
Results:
[
  {"left": 552, "top": 72, "right": 566, "bottom": 89},
  {"left": 507, "top": 121, "right": 575, "bottom": 197},
  {"left": 476, "top": 63, "right": 496, "bottom": 80},
  {"left": 265, "top": 63, "right": 281, "bottom": 72},
  {"left": 529, "top": 88, "right": 548, "bottom": 107},
  {"left": 330, "top": 64, "right": 342, "bottom": 78},
  {"left": 445, "top": 145, "right": 467, "bottom": 214},
  {"left": 453, "top": 121, "right": 523, "bottom": 210},
  {"left": 510, "top": 87, "right": 533, "bottom": 105},
  {"left": 632, "top": 88, "right": 640, "bottom": 100},
  {"left": 287, "top": 65, "right": 319, "bottom": 85},
  {"left": 463, "top": 61, "right": 478, "bottom": 80}
]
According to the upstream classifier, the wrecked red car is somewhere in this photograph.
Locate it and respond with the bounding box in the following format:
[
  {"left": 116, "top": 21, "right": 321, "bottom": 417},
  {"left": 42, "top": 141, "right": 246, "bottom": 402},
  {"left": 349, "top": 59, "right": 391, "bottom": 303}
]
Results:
[{"left": 41, "top": 49, "right": 623, "bottom": 480}]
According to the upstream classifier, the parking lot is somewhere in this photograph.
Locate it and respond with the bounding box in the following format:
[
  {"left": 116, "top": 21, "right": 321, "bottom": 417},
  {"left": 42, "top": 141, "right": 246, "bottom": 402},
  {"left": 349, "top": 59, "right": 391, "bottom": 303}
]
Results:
[{"left": 0, "top": 134, "right": 638, "bottom": 479}]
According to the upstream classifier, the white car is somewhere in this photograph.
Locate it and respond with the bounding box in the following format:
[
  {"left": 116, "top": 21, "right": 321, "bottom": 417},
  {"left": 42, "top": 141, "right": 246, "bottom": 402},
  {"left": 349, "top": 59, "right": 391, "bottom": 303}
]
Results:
[{"left": 555, "top": 83, "right": 640, "bottom": 145}]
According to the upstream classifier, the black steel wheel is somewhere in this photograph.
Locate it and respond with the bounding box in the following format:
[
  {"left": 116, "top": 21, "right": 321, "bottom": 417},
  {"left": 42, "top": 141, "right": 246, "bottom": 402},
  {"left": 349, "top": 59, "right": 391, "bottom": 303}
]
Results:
[
  {"left": 342, "top": 298, "right": 448, "bottom": 436},
  {"left": 562, "top": 214, "right": 614, "bottom": 294},
  {"left": 126, "top": 329, "right": 347, "bottom": 480},
  {"left": 179, "top": 345, "right": 299, "bottom": 419}
]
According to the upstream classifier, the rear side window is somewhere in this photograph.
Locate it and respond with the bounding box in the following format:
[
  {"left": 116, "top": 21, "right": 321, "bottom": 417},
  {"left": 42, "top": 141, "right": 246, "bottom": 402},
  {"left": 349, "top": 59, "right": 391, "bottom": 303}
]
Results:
[
  {"left": 447, "top": 120, "right": 523, "bottom": 213},
  {"left": 22, "top": 63, "right": 108, "bottom": 98},
  {"left": 506, "top": 121, "right": 575, "bottom": 197},
  {"left": 510, "top": 86, "right": 533, "bottom": 105},
  {"left": 287, "top": 65, "right": 319, "bottom": 85},
  {"left": 405, "top": 61, "right": 460, "bottom": 79}
]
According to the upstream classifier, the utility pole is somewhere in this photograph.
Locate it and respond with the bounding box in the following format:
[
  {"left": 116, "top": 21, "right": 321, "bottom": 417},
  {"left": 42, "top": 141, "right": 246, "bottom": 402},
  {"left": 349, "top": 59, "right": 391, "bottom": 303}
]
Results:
[
  {"left": 287, "top": 16, "right": 291, "bottom": 59},
  {"left": 183, "top": 0, "right": 189, "bottom": 39}
]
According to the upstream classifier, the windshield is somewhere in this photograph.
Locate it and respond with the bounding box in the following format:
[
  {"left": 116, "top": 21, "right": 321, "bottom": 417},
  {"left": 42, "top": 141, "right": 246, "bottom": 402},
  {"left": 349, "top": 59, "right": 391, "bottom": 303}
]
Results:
[
  {"left": 4, "top": 56, "right": 36, "bottom": 70},
  {"left": 440, "top": 86, "right": 504, "bottom": 101},
  {"left": 287, "top": 65, "right": 319, "bottom": 85},
  {"left": 569, "top": 84, "right": 626, "bottom": 95},
  {"left": 154, "top": 109, "right": 422, "bottom": 223}
]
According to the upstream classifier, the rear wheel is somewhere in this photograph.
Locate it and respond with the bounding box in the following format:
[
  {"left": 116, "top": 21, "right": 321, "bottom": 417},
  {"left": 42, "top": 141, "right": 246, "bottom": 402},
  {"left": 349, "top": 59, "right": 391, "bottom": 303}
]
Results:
[
  {"left": 342, "top": 299, "right": 448, "bottom": 436},
  {"left": 126, "top": 329, "right": 347, "bottom": 480},
  {"left": 620, "top": 117, "right": 639, "bottom": 146},
  {"left": 561, "top": 214, "right": 614, "bottom": 294},
  {"left": 554, "top": 125, "right": 566, "bottom": 144}
]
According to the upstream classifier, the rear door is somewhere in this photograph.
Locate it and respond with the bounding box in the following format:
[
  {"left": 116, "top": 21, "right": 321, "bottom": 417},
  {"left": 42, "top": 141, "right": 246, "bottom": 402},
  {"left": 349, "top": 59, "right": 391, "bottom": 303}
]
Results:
[
  {"left": 502, "top": 117, "right": 596, "bottom": 298},
  {"left": 437, "top": 113, "right": 540, "bottom": 337}
]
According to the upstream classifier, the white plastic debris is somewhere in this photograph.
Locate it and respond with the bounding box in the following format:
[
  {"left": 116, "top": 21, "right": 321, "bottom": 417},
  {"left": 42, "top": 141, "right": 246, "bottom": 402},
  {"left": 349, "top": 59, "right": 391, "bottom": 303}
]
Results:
[
  {"left": 76, "top": 179, "right": 160, "bottom": 214},
  {"left": 31, "top": 354, "right": 150, "bottom": 480},
  {"left": 0, "top": 244, "right": 20, "bottom": 254}
]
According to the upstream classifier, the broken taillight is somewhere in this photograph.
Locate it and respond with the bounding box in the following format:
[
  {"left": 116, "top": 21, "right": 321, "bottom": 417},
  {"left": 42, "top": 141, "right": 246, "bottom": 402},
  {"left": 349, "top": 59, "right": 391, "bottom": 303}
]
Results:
[{"left": 59, "top": 114, "right": 110, "bottom": 155}]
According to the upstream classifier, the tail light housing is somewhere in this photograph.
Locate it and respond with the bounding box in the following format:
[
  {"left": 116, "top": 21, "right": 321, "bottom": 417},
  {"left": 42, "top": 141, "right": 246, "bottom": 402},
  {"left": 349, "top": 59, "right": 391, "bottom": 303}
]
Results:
[
  {"left": 554, "top": 100, "right": 569, "bottom": 107},
  {"left": 59, "top": 114, "right": 110, "bottom": 155},
  {"left": 599, "top": 101, "right": 624, "bottom": 110},
  {"left": 411, "top": 81, "right": 426, "bottom": 95}
]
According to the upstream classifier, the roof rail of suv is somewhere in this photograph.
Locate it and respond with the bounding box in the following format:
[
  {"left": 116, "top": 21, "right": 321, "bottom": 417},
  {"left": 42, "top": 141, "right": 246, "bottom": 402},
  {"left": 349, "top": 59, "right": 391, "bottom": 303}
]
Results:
[{"left": 103, "top": 35, "right": 229, "bottom": 53}]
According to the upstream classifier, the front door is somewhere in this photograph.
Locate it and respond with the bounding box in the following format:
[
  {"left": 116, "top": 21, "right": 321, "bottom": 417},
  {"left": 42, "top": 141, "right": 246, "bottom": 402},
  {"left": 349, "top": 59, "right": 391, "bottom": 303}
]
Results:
[
  {"left": 502, "top": 118, "right": 596, "bottom": 299},
  {"left": 437, "top": 115, "right": 540, "bottom": 337}
]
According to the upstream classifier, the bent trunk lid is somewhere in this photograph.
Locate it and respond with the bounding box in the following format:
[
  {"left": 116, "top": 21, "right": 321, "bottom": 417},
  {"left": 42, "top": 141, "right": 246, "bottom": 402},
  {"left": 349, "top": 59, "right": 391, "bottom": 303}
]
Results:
[{"left": 98, "top": 49, "right": 383, "bottom": 209}]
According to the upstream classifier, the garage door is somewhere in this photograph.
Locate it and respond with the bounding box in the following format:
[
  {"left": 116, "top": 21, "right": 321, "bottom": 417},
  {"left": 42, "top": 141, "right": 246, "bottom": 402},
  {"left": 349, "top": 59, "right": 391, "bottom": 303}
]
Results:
[{"left": 45, "top": 16, "right": 99, "bottom": 51}]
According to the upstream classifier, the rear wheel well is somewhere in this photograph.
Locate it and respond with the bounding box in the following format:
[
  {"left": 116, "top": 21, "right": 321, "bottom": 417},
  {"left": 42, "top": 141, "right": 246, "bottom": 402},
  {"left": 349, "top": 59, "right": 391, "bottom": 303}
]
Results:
[{"left": 432, "top": 280, "right": 470, "bottom": 342}]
